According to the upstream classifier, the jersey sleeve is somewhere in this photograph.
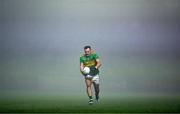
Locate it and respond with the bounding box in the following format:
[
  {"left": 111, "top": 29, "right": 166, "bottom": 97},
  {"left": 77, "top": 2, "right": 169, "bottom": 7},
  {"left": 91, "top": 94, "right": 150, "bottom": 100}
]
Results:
[
  {"left": 80, "top": 56, "right": 84, "bottom": 63},
  {"left": 93, "top": 53, "right": 99, "bottom": 59}
]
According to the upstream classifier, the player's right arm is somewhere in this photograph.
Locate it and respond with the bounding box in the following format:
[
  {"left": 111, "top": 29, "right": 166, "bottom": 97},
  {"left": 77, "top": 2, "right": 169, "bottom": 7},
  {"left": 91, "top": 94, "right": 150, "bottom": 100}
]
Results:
[
  {"left": 80, "top": 56, "right": 85, "bottom": 73},
  {"left": 80, "top": 62, "right": 84, "bottom": 72},
  {"left": 80, "top": 62, "right": 87, "bottom": 76}
]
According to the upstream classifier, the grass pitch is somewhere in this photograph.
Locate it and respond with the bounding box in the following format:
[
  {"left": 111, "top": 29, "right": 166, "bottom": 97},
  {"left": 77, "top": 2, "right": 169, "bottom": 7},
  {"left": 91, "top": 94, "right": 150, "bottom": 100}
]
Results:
[{"left": 0, "top": 93, "right": 180, "bottom": 113}]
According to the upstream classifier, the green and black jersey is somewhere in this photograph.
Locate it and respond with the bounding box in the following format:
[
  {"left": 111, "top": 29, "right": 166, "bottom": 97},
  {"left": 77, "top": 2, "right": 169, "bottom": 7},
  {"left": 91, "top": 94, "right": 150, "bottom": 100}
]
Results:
[{"left": 80, "top": 52, "right": 99, "bottom": 76}]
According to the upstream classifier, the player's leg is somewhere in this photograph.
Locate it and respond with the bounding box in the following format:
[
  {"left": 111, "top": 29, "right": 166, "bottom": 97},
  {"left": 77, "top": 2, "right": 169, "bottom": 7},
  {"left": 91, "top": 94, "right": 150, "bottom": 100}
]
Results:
[
  {"left": 92, "top": 75, "right": 100, "bottom": 102},
  {"left": 93, "top": 82, "right": 100, "bottom": 101},
  {"left": 85, "top": 78, "right": 93, "bottom": 104}
]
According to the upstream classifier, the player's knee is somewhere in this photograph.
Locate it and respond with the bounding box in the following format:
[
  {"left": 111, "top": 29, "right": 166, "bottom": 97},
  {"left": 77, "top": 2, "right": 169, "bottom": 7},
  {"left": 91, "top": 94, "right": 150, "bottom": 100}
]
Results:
[
  {"left": 86, "top": 84, "right": 91, "bottom": 88},
  {"left": 95, "top": 85, "right": 99, "bottom": 91}
]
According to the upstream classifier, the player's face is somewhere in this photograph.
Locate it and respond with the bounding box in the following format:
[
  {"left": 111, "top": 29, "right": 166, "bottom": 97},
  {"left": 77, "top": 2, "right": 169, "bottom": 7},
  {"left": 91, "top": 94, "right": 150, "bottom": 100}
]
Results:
[{"left": 84, "top": 48, "right": 91, "bottom": 56}]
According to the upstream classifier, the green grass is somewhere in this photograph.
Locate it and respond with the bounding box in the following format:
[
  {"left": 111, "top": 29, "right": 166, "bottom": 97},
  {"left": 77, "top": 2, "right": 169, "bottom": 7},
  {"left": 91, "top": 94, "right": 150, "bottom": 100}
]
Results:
[{"left": 0, "top": 93, "right": 180, "bottom": 113}]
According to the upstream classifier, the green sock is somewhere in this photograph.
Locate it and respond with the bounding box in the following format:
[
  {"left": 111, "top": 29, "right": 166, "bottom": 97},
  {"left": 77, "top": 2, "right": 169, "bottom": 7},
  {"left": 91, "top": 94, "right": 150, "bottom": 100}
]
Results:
[{"left": 89, "top": 96, "right": 92, "bottom": 99}]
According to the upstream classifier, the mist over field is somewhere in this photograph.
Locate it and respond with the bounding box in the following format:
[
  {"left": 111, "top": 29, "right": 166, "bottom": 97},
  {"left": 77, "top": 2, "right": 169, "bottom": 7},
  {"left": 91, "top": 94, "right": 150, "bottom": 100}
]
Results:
[{"left": 1, "top": 0, "right": 180, "bottom": 96}]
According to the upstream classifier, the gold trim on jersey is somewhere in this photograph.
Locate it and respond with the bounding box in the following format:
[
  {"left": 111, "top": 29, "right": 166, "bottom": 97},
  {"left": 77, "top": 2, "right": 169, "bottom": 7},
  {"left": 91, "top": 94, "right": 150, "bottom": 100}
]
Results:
[{"left": 84, "top": 60, "right": 96, "bottom": 67}]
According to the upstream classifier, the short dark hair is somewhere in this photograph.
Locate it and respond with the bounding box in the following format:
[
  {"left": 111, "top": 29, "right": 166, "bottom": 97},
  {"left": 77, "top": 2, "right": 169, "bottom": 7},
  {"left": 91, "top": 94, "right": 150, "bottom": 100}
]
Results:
[{"left": 84, "top": 45, "right": 91, "bottom": 50}]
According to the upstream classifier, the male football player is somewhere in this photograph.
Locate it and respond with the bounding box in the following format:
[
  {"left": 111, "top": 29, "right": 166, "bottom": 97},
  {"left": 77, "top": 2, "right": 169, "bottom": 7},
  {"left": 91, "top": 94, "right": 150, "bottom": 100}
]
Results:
[{"left": 80, "top": 46, "right": 102, "bottom": 104}]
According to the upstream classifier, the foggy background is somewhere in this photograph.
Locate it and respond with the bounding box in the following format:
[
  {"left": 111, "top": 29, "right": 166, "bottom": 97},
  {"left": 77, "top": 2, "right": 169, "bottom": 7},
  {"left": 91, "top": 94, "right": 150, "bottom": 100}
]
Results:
[{"left": 1, "top": 0, "right": 180, "bottom": 96}]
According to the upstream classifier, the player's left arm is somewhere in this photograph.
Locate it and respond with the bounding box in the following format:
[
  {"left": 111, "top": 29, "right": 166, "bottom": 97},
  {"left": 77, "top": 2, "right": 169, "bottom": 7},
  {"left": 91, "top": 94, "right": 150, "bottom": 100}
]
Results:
[{"left": 95, "top": 58, "right": 101, "bottom": 69}]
